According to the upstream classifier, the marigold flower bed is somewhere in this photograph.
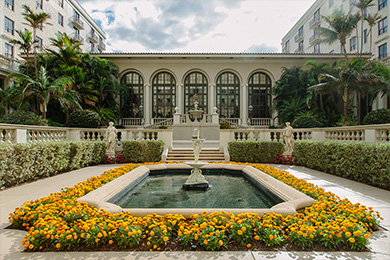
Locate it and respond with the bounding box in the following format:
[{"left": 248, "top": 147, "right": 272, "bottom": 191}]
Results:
[{"left": 9, "top": 162, "right": 381, "bottom": 252}]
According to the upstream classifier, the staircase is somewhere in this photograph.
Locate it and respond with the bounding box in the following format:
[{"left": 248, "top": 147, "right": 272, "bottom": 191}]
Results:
[{"left": 165, "top": 148, "right": 225, "bottom": 162}]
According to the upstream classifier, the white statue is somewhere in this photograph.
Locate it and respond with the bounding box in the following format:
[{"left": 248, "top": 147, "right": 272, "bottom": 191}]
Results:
[
  {"left": 283, "top": 122, "right": 294, "bottom": 156},
  {"left": 105, "top": 122, "right": 118, "bottom": 157}
]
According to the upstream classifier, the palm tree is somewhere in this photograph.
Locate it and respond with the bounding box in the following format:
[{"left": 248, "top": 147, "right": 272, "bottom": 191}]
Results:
[
  {"left": 365, "top": 13, "right": 382, "bottom": 54},
  {"left": 353, "top": 0, "right": 375, "bottom": 55},
  {"left": 22, "top": 4, "right": 51, "bottom": 75},
  {"left": 10, "top": 30, "right": 36, "bottom": 74},
  {"left": 8, "top": 67, "right": 79, "bottom": 119},
  {"left": 317, "top": 8, "right": 360, "bottom": 61}
]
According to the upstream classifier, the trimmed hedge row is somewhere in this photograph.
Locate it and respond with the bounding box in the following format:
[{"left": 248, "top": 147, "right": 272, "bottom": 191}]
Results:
[
  {"left": 0, "top": 141, "right": 106, "bottom": 190},
  {"left": 122, "top": 140, "right": 164, "bottom": 162},
  {"left": 228, "top": 141, "right": 284, "bottom": 163},
  {"left": 294, "top": 141, "right": 390, "bottom": 190}
]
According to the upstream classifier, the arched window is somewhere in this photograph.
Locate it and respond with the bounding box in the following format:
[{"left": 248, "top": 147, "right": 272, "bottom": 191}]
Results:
[
  {"left": 216, "top": 72, "right": 240, "bottom": 118},
  {"left": 120, "top": 71, "right": 144, "bottom": 118},
  {"left": 248, "top": 72, "right": 272, "bottom": 118},
  {"left": 152, "top": 72, "right": 176, "bottom": 118},
  {"left": 184, "top": 72, "right": 208, "bottom": 114}
]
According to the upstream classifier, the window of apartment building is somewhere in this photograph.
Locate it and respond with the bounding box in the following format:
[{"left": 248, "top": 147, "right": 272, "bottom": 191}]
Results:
[
  {"left": 5, "top": 0, "right": 14, "bottom": 10},
  {"left": 36, "top": 0, "right": 43, "bottom": 9},
  {"left": 379, "top": 42, "right": 387, "bottom": 59},
  {"left": 5, "top": 42, "right": 13, "bottom": 58},
  {"left": 329, "top": 0, "right": 334, "bottom": 7},
  {"left": 314, "top": 8, "right": 320, "bottom": 21},
  {"left": 364, "top": 29, "right": 368, "bottom": 43},
  {"left": 379, "top": 17, "right": 387, "bottom": 35},
  {"left": 90, "top": 41, "right": 95, "bottom": 52},
  {"left": 299, "top": 40, "right": 304, "bottom": 52},
  {"left": 58, "top": 0, "right": 64, "bottom": 8},
  {"left": 4, "top": 17, "right": 14, "bottom": 35},
  {"left": 379, "top": 0, "right": 387, "bottom": 10},
  {"left": 298, "top": 26, "right": 304, "bottom": 37},
  {"left": 36, "top": 36, "right": 42, "bottom": 50},
  {"left": 314, "top": 44, "right": 321, "bottom": 53},
  {"left": 58, "top": 13, "right": 63, "bottom": 26},
  {"left": 74, "top": 9, "right": 80, "bottom": 21},
  {"left": 284, "top": 40, "right": 290, "bottom": 52},
  {"left": 350, "top": 36, "right": 357, "bottom": 51}
]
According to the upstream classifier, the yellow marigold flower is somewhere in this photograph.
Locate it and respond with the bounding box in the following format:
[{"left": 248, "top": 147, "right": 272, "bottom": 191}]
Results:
[
  {"left": 219, "top": 240, "right": 224, "bottom": 246},
  {"left": 345, "top": 232, "right": 352, "bottom": 237},
  {"left": 97, "top": 233, "right": 102, "bottom": 238},
  {"left": 28, "top": 244, "right": 34, "bottom": 250},
  {"left": 349, "top": 238, "right": 355, "bottom": 243},
  {"left": 163, "top": 236, "right": 168, "bottom": 242},
  {"left": 254, "top": 235, "right": 260, "bottom": 240}
]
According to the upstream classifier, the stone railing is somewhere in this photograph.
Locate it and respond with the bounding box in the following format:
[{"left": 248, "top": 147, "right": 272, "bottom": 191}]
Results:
[
  {"left": 0, "top": 124, "right": 67, "bottom": 144},
  {"left": 248, "top": 118, "right": 272, "bottom": 127},
  {"left": 120, "top": 118, "right": 143, "bottom": 127}
]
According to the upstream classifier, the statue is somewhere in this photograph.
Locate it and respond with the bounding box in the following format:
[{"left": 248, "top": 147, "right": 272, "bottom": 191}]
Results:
[
  {"left": 283, "top": 122, "right": 294, "bottom": 156},
  {"left": 105, "top": 122, "right": 118, "bottom": 157}
]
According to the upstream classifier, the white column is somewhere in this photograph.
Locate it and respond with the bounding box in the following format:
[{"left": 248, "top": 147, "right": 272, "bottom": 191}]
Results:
[
  {"left": 209, "top": 84, "right": 216, "bottom": 114},
  {"left": 144, "top": 84, "right": 151, "bottom": 126},
  {"left": 177, "top": 84, "right": 184, "bottom": 114},
  {"left": 242, "top": 84, "right": 248, "bottom": 126}
]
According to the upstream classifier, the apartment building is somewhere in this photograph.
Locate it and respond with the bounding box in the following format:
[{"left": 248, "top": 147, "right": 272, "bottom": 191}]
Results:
[
  {"left": 282, "top": 0, "right": 389, "bottom": 110},
  {"left": 0, "top": 0, "right": 106, "bottom": 87}
]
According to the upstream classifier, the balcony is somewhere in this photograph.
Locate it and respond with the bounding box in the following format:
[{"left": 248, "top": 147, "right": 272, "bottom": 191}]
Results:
[
  {"left": 309, "top": 34, "right": 320, "bottom": 45},
  {"left": 97, "top": 41, "right": 106, "bottom": 51},
  {"left": 0, "top": 54, "right": 21, "bottom": 72},
  {"left": 87, "top": 47, "right": 98, "bottom": 53},
  {"left": 295, "top": 47, "right": 304, "bottom": 53},
  {"left": 309, "top": 16, "right": 321, "bottom": 28},
  {"left": 69, "top": 16, "right": 84, "bottom": 30},
  {"left": 87, "top": 32, "right": 98, "bottom": 43},
  {"left": 294, "top": 33, "right": 304, "bottom": 43},
  {"left": 70, "top": 33, "right": 84, "bottom": 44}
]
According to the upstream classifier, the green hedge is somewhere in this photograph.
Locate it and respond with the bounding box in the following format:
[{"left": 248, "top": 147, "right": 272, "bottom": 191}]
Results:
[
  {"left": 0, "top": 141, "right": 106, "bottom": 190},
  {"left": 228, "top": 141, "right": 284, "bottom": 163},
  {"left": 294, "top": 141, "right": 390, "bottom": 190},
  {"left": 122, "top": 140, "right": 164, "bottom": 162}
]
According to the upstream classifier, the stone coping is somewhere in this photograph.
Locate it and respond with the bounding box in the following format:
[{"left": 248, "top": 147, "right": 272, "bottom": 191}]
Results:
[{"left": 78, "top": 164, "right": 316, "bottom": 217}]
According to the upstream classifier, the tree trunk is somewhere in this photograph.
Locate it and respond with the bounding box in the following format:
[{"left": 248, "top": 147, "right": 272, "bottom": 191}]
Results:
[
  {"left": 33, "top": 28, "right": 37, "bottom": 77},
  {"left": 343, "top": 87, "right": 348, "bottom": 118}
]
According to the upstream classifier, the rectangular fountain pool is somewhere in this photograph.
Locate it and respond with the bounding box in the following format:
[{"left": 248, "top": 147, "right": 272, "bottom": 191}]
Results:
[
  {"left": 107, "top": 170, "right": 284, "bottom": 209},
  {"left": 78, "top": 164, "right": 316, "bottom": 217}
]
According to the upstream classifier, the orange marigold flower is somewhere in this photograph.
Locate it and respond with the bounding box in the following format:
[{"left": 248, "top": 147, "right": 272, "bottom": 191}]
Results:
[
  {"left": 247, "top": 244, "right": 251, "bottom": 248},
  {"left": 204, "top": 240, "right": 208, "bottom": 245},
  {"left": 349, "top": 238, "right": 355, "bottom": 243},
  {"left": 238, "top": 230, "right": 243, "bottom": 236},
  {"left": 345, "top": 232, "right": 352, "bottom": 237},
  {"left": 109, "top": 240, "right": 113, "bottom": 245},
  {"left": 364, "top": 234, "right": 370, "bottom": 239},
  {"left": 219, "top": 240, "right": 224, "bottom": 246}
]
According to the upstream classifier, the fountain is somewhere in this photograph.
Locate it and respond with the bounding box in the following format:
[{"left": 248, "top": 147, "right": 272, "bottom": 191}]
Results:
[{"left": 183, "top": 94, "right": 209, "bottom": 190}]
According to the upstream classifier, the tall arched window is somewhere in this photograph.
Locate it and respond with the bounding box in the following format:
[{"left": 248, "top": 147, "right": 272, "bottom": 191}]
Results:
[
  {"left": 120, "top": 71, "right": 144, "bottom": 118},
  {"left": 216, "top": 72, "right": 240, "bottom": 118},
  {"left": 248, "top": 72, "right": 272, "bottom": 118},
  {"left": 184, "top": 72, "right": 208, "bottom": 114},
  {"left": 152, "top": 72, "right": 176, "bottom": 118}
]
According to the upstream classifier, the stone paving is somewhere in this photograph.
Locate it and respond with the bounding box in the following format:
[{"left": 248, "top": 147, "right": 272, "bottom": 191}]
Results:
[{"left": 0, "top": 164, "right": 389, "bottom": 260}]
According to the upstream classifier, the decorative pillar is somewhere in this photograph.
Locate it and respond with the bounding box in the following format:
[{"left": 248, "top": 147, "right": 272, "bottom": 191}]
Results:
[
  {"left": 177, "top": 84, "right": 184, "bottom": 114},
  {"left": 144, "top": 84, "right": 151, "bottom": 126},
  {"left": 209, "top": 84, "right": 216, "bottom": 114},
  {"left": 242, "top": 84, "right": 248, "bottom": 126}
]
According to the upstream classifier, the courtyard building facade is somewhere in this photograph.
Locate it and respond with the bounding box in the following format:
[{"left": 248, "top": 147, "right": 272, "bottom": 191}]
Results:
[
  {"left": 0, "top": 0, "right": 106, "bottom": 87},
  {"left": 97, "top": 52, "right": 367, "bottom": 128}
]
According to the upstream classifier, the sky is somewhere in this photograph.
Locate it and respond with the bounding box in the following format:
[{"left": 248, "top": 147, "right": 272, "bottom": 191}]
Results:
[{"left": 77, "top": 0, "right": 316, "bottom": 53}]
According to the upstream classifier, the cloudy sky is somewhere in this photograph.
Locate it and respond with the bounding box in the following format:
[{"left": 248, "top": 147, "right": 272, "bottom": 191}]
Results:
[{"left": 77, "top": 0, "right": 315, "bottom": 53}]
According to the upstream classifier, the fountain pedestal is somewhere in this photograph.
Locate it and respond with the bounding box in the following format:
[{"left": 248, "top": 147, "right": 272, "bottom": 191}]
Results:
[{"left": 183, "top": 139, "right": 209, "bottom": 190}]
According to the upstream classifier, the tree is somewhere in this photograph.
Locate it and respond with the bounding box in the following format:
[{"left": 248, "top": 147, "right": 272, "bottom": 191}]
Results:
[
  {"left": 22, "top": 4, "right": 51, "bottom": 75},
  {"left": 317, "top": 9, "right": 360, "bottom": 61},
  {"left": 365, "top": 13, "right": 382, "bottom": 54},
  {"left": 8, "top": 67, "right": 80, "bottom": 119},
  {"left": 10, "top": 30, "right": 36, "bottom": 74},
  {"left": 353, "top": 0, "right": 375, "bottom": 55}
]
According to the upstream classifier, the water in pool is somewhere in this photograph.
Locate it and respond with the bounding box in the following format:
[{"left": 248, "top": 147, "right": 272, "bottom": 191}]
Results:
[{"left": 109, "top": 173, "right": 282, "bottom": 209}]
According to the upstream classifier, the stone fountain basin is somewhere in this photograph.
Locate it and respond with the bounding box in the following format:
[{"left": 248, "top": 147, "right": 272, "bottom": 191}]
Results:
[{"left": 78, "top": 164, "right": 316, "bottom": 217}]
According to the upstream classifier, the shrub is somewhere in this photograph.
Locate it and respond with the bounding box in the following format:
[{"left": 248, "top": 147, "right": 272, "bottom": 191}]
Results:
[
  {"left": 0, "top": 110, "right": 47, "bottom": 126},
  {"left": 228, "top": 141, "right": 284, "bottom": 163},
  {"left": 273, "top": 153, "right": 295, "bottom": 165},
  {"left": 362, "top": 109, "right": 390, "bottom": 125},
  {"left": 122, "top": 140, "right": 164, "bottom": 162},
  {"left": 101, "top": 154, "right": 125, "bottom": 164},
  {"left": 294, "top": 141, "right": 390, "bottom": 190},
  {"left": 220, "top": 122, "right": 231, "bottom": 129},
  {"left": 0, "top": 141, "right": 106, "bottom": 189},
  {"left": 67, "top": 110, "right": 101, "bottom": 128},
  {"left": 292, "top": 116, "right": 323, "bottom": 128}
]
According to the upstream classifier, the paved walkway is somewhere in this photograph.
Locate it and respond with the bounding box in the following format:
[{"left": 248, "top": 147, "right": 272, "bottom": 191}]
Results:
[{"left": 0, "top": 164, "right": 389, "bottom": 260}]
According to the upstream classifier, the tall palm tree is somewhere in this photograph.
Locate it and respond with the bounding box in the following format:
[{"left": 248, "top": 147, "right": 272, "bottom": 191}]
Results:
[
  {"left": 9, "top": 30, "right": 36, "bottom": 72},
  {"left": 365, "top": 13, "right": 382, "bottom": 54},
  {"left": 317, "top": 8, "right": 360, "bottom": 62},
  {"left": 8, "top": 67, "right": 79, "bottom": 119},
  {"left": 353, "top": 0, "right": 375, "bottom": 55},
  {"left": 22, "top": 4, "right": 51, "bottom": 76}
]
